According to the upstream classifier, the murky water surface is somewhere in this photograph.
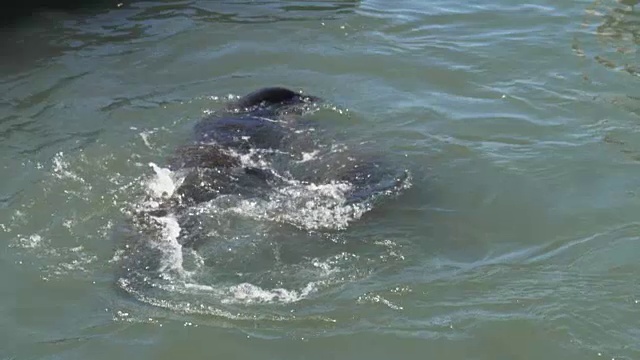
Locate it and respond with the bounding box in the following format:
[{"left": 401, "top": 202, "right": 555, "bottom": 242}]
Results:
[{"left": 2, "top": 0, "right": 640, "bottom": 359}]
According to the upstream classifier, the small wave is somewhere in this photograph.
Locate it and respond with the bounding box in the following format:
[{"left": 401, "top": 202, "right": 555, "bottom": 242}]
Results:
[{"left": 118, "top": 248, "right": 357, "bottom": 310}]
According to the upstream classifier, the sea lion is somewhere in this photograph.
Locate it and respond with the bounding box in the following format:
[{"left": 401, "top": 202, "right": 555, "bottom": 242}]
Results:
[{"left": 116, "top": 86, "right": 409, "bottom": 294}]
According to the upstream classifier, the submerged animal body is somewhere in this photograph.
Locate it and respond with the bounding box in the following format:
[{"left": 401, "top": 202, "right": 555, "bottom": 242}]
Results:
[
  {"left": 141, "top": 87, "right": 317, "bottom": 214},
  {"left": 116, "top": 87, "right": 410, "bottom": 295}
]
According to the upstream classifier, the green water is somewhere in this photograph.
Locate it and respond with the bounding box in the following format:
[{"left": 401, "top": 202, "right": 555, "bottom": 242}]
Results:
[{"left": 2, "top": 0, "right": 640, "bottom": 359}]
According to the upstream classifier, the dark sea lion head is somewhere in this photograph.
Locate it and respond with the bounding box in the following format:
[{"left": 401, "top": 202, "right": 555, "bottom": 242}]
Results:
[
  {"left": 194, "top": 87, "right": 322, "bottom": 148},
  {"left": 229, "top": 87, "right": 322, "bottom": 114}
]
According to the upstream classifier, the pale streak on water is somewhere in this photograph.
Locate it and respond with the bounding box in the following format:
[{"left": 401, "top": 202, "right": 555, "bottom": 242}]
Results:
[{"left": 2, "top": 0, "right": 640, "bottom": 359}]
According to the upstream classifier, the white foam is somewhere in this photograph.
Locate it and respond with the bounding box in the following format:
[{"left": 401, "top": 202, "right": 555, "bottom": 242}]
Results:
[
  {"left": 14, "top": 234, "right": 44, "bottom": 248},
  {"left": 110, "top": 249, "right": 125, "bottom": 263},
  {"left": 297, "top": 150, "right": 320, "bottom": 163},
  {"left": 357, "top": 293, "right": 404, "bottom": 310},
  {"left": 139, "top": 130, "right": 154, "bottom": 149},
  {"left": 147, "top": 163, "right": 179, "bottom": 198},
  {"left": 224, "top": 282, "right": 317, "bottom": 304},
  {"left": 228, "top": 180, "right": 369, "bottom": 230},
  {"left": 151, "top": 278, "right": 317, "bottom": 305},
  {"left": 151, "top": 214, "right": 186, "bottom": 276},
  {"left": 52, "top": 152, "right": 85, "bottom": 183}
]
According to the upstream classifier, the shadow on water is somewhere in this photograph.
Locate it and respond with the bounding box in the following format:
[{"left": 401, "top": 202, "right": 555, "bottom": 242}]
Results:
[
  {"left": 0, "top": 0, "right": 135, "bottom": 26},
  {"left": 2, "top": 0, "right": 361, "bottom": 28},
  {"left": 191, "top": 0, "right": 360, "bottom": 24},
  {"left": 0, "top": 0, "right": 360, "bottom": 75}
]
